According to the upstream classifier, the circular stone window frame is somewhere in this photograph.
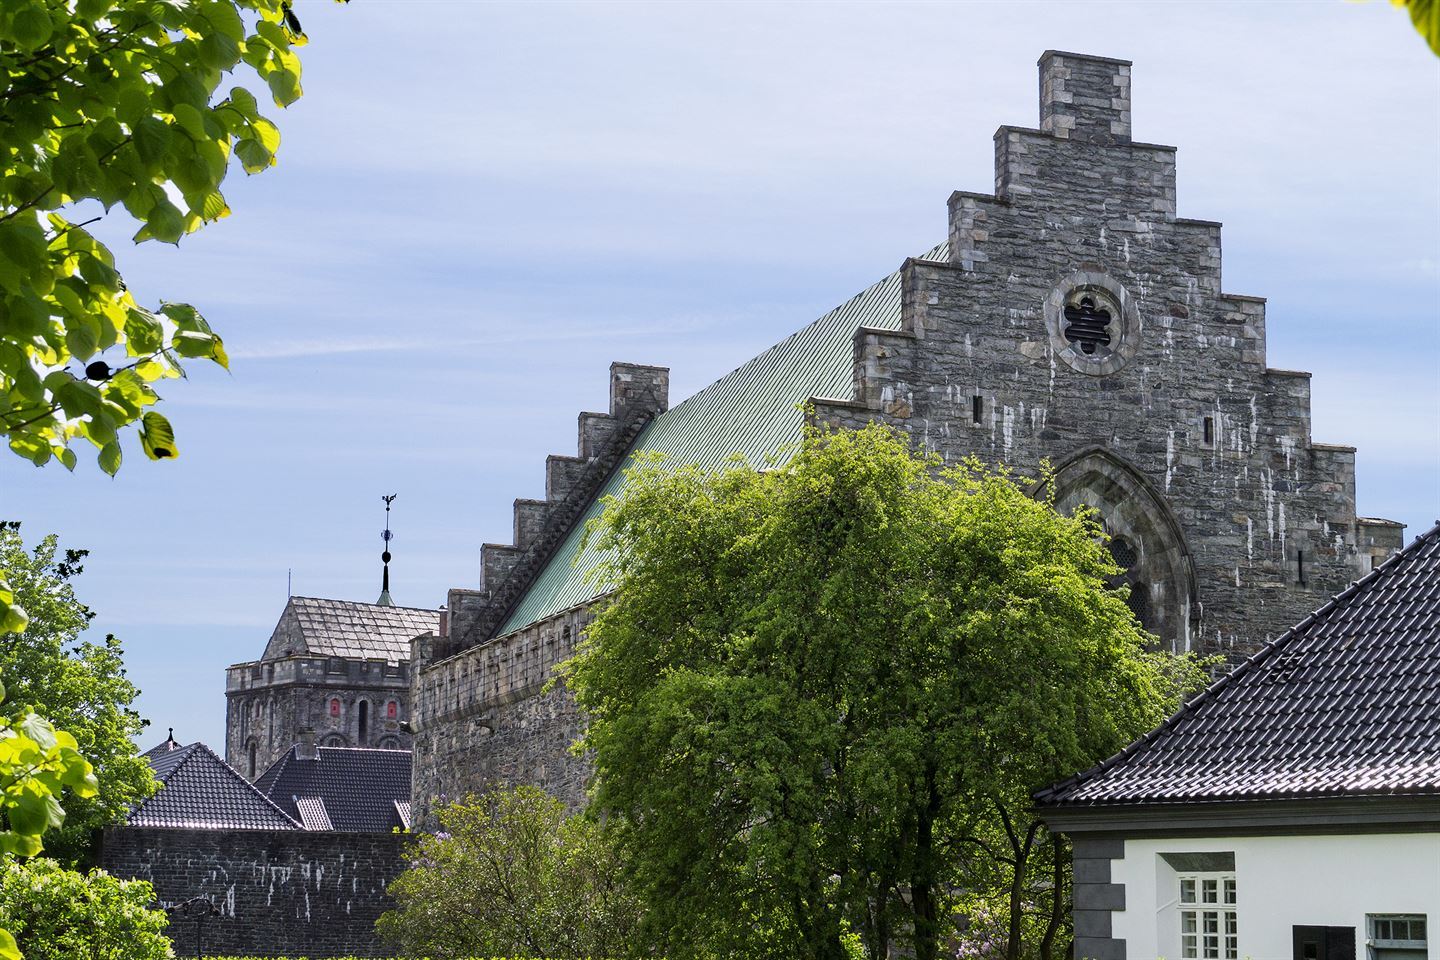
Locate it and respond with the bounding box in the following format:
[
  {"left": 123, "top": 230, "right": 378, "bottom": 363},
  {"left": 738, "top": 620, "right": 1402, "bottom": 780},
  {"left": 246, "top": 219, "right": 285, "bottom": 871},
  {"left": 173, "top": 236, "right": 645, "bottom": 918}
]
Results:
[{"left": 1043, "top": 269, "right": 1141, "bottom": 377}]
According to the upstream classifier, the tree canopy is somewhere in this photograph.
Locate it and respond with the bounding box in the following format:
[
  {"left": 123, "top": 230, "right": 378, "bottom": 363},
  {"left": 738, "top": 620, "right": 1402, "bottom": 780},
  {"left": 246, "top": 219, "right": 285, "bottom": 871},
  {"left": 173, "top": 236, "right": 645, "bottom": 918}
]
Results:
[
  {"left": 0, "top": 0, "right": 319, "bottom": 473},
  {"left": 378, "top": 786, "right": 641, "bottom": 960},
  {"left": 566, "top": 423, "right": 1207, "bottom": 960},
  {"left": 0, "top": 524, "right": 154, "bottom": 865}
]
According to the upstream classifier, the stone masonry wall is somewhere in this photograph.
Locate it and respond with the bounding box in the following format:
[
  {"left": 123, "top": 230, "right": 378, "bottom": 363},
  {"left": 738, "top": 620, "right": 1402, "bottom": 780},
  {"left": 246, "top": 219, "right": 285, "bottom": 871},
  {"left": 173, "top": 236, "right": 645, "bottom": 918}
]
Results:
[
  {"left": 100, "top": 826, "right": 408, "bottom": 958},
  {"left": 811, "top": 51, "right": 1397, "bottom": 656},
  {"left": 411, "top": 606, "right": 591, "bottom": 824}
]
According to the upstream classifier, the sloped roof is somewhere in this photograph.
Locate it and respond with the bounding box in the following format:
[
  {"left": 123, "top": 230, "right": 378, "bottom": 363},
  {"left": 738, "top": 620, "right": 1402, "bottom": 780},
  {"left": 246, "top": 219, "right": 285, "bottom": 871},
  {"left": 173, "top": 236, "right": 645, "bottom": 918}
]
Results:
[
  {"left": 255, "top": 746, "right": 411, "bottom": 832},
  {"left": 130, "top": 739, "right": 300, "bottom": 830},
  {"left": 498, "top": 242, "right": 947, "bottom": 635},
  {"left": 261, "top": 596, "right": 441, "bottom": 663},
  {"left": 1036, "top": 524, "right": 1440, "bottom": 807}
]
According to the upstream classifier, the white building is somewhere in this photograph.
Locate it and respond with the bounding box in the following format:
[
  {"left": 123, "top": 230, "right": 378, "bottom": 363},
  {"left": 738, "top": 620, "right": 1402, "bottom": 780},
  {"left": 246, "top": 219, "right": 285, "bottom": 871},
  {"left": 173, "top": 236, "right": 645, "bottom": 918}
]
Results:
[{"left": 1037, "top": 524, "right": 1440, "bottom": 960}]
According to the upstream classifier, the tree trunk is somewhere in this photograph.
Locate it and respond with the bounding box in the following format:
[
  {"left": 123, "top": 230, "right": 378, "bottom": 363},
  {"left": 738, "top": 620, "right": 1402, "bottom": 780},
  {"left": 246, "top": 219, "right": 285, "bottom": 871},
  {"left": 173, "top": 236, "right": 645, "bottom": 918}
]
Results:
[
  {"left": 910, "top": 765, "right": 943, "bottom": 960},
  {"left": 1040, "top": 831, "right": 1066, "bottom": 960},
  {"left": 998, "top": 802, "right": 1039, "bottom": 960}
]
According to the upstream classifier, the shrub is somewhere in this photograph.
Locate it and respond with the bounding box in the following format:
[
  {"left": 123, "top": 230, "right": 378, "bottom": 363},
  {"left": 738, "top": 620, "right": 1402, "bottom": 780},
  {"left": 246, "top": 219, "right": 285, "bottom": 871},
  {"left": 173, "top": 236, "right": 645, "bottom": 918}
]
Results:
[
  {"left": 0, "top": 857, "right": 171, "bottom": 960},
  {"left": 377, "top": 786, "right": 640, "bottom": 960}
]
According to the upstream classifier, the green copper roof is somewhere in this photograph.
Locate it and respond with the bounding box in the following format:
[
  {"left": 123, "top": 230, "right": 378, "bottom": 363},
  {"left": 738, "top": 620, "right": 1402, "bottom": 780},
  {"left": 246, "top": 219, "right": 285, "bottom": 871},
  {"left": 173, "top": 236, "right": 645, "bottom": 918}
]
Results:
[{"left": 497, "top": 242, "right": 948, "bottom": 637}]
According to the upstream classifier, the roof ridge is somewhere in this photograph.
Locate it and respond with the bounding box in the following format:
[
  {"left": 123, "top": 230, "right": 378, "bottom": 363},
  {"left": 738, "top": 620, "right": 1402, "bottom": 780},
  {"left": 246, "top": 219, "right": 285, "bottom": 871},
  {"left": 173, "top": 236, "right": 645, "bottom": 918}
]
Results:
[
  {"left": 289, "top": 595, "right": 440, "bottom": 614},
  {"left": 1033, "top": 523, "right": 1439, "bottom": 805}
]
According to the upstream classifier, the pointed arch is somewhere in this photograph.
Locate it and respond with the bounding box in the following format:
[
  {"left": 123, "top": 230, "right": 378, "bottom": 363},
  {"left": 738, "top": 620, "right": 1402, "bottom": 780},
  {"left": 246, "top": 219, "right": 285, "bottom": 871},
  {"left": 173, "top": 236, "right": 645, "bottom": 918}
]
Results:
[{"left": 1040, "top": 446, "right": 1198, "bottom": 652}]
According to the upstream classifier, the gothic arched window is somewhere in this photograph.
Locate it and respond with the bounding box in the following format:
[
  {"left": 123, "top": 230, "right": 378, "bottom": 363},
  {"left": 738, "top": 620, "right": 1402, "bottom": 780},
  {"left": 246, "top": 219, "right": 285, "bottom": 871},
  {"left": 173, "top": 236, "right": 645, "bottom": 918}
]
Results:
[{"left": 358, "top": 700, "right": 370, "bottom": 744}]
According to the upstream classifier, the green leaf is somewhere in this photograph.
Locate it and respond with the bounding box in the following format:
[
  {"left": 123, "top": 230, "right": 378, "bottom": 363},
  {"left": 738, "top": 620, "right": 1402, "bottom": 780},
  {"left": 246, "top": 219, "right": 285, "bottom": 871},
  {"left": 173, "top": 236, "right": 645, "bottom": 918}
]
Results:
[
  {"left": 124, "top": 308, "right": 165, "bottom": 354},
  {"left": 133, "top": 115, "right": 172, "bottom": 168},
  {"left": 171, "top": 103, "right": 208, "bottom": 141},
  {"left": 139, "top": 411, "right": 177, "bottom": 460},
  {"left": 1404, "top": 0, "right": 1440, "bottom": 56},
  {"left": 0, "top": 928, "right": 17, "bottom": 960},
  {"left": 98, "top": 440, "right": 122, "bottom": 476},
  {"left": 9, "top": 3, "right": 55, "bottom": 52},
  {"left": 234, "top": 138, "right": 273, "bottom": 173}
]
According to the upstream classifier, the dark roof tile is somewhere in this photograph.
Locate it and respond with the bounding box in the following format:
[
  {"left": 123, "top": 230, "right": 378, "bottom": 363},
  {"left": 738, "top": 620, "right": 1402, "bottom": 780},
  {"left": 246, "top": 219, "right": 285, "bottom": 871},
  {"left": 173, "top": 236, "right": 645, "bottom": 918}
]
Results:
[
  {"left": 1037, "top": 524, "right": 1440, "bottom": 807},
  {"left": 131, "top": 740, "right": 300, "bottom": 830},
  {"left": 255, "top": 746, "right": 410, "bottom": 832}
]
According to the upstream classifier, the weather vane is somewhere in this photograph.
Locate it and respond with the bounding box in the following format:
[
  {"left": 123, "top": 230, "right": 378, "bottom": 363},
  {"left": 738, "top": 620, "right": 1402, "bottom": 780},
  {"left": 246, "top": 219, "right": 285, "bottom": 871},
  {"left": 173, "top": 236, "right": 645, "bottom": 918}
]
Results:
[{"left": 378, "top": 494, "right": 397, "bottom": 606}]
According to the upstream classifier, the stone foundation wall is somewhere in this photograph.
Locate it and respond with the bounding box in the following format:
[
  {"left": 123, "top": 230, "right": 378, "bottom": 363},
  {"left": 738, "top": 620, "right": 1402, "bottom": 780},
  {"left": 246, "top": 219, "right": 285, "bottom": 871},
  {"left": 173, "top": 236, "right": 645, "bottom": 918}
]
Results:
[{"left": 100, "top": 826, "right": 408, "bottom": 959}]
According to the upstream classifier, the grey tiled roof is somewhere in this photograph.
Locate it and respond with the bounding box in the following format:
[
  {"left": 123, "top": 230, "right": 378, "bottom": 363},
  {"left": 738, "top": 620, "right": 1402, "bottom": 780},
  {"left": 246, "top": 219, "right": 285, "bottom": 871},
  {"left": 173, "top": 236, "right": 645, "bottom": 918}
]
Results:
[
  {"left": 132, "top": 739, "right": 300, "bottom": 830},
  {"left": 261, "top": 596, "right": 440, "bottom": 662},
  {"left": 255, "top": 746, "right": 411, "bottom": 832},
  {"left": 1036, "top": 525, "right": 1440, "bottom": 807}
]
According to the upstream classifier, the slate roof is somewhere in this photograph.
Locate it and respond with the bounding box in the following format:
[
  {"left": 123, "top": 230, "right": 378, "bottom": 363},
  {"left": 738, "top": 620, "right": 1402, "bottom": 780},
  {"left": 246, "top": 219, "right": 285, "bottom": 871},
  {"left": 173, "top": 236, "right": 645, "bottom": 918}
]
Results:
[
  {"left": 130, "top": 738, "right": 300, "bottom": 830},
  {"left": 261, "top": 596, "right": 440, "bottom": 663},
  {"left": 254, "top": 746, "right": 411, "bottom": 832},
  {"left": 1036, "top": 524, "right": 1440, "bottom": 807},
  {"left": 498, "top": 241, "right": 949, "bottom": 635}
]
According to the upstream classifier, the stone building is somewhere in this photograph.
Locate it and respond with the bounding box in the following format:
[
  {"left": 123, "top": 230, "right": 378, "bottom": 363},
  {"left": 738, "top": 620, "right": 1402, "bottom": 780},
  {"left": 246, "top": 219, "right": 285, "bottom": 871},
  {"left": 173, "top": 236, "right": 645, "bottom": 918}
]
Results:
[
  {"left": 225, "top": 595, "right": 440, "bottom": 778},
  {"left": 408, "top": 50, "right": 1403, "bottom": 818}
]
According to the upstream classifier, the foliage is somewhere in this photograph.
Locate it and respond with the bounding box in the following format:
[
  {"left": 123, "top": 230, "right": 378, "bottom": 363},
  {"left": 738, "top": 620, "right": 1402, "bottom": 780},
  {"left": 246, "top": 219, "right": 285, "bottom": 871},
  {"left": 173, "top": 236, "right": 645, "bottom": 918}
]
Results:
[
  {"left": 0, "top": 565, "right": 98, "bottom": 960},
  {"left": 377, "top": 786, "right": 641, "bottom": 960},
  {"left": 1394, "top": 0, "right": 1440, "bottom": 55},
  {"left": 0, "top": 0, "right": 329, "bottom": 473},
  {"left": 565, "top": 423, "right": 1209, "bottom": 960},
  {"left": 0, "top": 523, "right": 154, "bottom": 865},
  {"left": 0, "top": 857, "right": 171, "bottom": 960}
]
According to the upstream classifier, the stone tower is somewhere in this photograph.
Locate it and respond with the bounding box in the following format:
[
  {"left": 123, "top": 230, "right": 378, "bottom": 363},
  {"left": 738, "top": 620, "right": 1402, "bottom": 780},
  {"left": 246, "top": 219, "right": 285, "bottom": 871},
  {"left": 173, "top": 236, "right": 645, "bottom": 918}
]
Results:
[
  {"left": 225, "top": 596, "right": 440, "bottom": 778},
  {"left": 408, "top": 51, "right": 1403, "bottom": 817}
]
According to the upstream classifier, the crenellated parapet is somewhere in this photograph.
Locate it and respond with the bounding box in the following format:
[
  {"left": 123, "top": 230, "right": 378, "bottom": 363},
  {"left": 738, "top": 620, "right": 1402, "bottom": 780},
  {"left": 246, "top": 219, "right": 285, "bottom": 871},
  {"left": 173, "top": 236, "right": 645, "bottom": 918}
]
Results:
[{"left": 427, "top": 362, "right": 669, "bottom": 661}]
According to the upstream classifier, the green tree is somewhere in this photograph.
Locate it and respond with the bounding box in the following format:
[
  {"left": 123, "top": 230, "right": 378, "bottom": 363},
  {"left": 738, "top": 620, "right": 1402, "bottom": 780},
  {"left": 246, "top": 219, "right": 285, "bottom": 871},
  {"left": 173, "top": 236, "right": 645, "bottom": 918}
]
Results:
[
  {"left": 377, "top": 785, "right": 641, "bottom": 960},
  {"left": 0, "top": 857, "right": 171, "bottom": 960},
  {"left": 0, "top": 524, "right": 154, "bottom": 866},
  {"left": 0, "top": 0, "right": 323, "bottom": 473},
  {"left": 565, "top": 423, "right": 1207, "bottom": 960}
]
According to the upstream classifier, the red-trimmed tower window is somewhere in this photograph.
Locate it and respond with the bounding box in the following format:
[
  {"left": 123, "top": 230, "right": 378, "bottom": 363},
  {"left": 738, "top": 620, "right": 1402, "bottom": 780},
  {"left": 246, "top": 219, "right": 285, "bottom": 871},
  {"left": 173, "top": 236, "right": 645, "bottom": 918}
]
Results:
[
  {"left": 386, "top": 701, "right": 398, "bottom": 720},
  {"left": 329, "top": 698, "right": 341, "bottom": 717}
]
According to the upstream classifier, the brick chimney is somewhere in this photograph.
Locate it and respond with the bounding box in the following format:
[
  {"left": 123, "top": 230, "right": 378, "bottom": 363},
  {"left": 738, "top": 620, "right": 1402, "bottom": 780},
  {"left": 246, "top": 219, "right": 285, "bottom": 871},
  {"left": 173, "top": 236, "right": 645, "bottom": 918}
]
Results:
[{"left": 1038, "top": 51, "right": 1132, "bottom": 145}]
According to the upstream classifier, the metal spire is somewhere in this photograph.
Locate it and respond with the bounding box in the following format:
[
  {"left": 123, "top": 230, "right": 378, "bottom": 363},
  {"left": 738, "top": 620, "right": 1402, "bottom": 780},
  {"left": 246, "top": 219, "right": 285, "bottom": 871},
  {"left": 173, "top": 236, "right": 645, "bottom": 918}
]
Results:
[{"left": 378, "top": 494, "right": 397, "bottom": 606}]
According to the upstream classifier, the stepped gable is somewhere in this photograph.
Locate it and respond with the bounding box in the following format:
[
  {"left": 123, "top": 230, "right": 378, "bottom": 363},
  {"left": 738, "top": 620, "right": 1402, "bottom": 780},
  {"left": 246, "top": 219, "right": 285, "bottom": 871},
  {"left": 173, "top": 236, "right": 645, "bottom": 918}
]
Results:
[
  {"left": 1037, "top": 523, "right": 1440, "bottom": 807},
  {"left": 433, "top": 243, "right": 946, "bottom": 654},
  {"left": 255, "top": 745, "right": 411, "bottom": 832},
  {"left": 440, "top": 361, "right": 672, "bottom": 655},
  {"left": 131, "top": 738, "right": 299, "bottom": 830},
  {"left": 262, "top": 595, "right": 440, "bottom": 664}
]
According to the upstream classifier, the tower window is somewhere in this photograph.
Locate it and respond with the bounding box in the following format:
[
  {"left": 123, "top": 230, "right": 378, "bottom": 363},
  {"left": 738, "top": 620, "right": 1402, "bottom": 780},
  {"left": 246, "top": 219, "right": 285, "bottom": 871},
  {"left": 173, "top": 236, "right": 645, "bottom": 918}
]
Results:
[
  {"left": 1297, "top": 549, "right": 1306, "bottom": 587},
  {"left": 1203, "top": 416, "right": 1214, "bottom": 445},
  {"left": 386, "top": 701, "right": 398, "bottom": 720},
  {"left": 972, "top": 395, "right": 984, "bottom": 424},
  {"left": 358, "top": 700, "right": 369, "bottom": 744},
  {"left": 1063, "top": 294, "right": 1114, "bottom": 355},
  {"left": 329, "top": 698, "right": 341, "bottom": 718},
  {"left": 247, "top": 742, "right": 257, "bottom": 779},
  {"left": 1108, "top": 537, "right": 1137, "bottom": 571}
]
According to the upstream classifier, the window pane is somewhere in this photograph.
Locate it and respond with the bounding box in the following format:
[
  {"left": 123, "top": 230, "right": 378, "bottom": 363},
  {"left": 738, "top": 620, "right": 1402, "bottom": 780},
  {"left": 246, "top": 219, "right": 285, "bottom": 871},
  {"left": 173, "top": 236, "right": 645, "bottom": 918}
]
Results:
[
  {"left": 1181, "top": 878, "right": 1196, "bottom": 904},
  {"left": 1184, "top": 913, "right": 1197, "bottom": 934},
  {"left": 1223, "top": 878, "right": 1236, "bottom": 904},
  {"left": 1205, "top": 912, "right": 1220, "bottom": 934},
  {"left": 1203, "top": 878, "right": 1218, "bottom": 903},
  {"left": 1204, "top": 934, "right": 1220, "bottom": 958},
  {"left": 1183, "top": 934, "right": 1198, "bottom": 959},
  {"left": 1375, "top": 919, "right": 1392, "bottom": 939},
  {"left": 1226, "top": 914, "right": 1237, "bottom": 936},
  {"left": 1225, "top": 935, "right": 1238, "bottom": 960}
]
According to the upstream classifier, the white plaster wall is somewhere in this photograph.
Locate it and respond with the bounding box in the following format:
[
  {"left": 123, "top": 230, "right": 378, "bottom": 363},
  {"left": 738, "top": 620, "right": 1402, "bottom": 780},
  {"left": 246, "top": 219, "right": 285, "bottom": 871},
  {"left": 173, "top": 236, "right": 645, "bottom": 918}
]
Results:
[{"left": 1111, "top": 833, "right": 1440, "bottom": 960}]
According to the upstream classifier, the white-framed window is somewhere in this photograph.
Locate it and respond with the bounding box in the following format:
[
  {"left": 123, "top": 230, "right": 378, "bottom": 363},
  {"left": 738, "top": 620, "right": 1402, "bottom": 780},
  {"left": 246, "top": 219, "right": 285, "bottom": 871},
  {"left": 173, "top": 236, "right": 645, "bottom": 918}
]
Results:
[
  {"left": 1179, "top": 872, "right": 1237, "bottom": 960},
  {"left": 1368, "top": 914, "right": 1427, "bottom": 960}
]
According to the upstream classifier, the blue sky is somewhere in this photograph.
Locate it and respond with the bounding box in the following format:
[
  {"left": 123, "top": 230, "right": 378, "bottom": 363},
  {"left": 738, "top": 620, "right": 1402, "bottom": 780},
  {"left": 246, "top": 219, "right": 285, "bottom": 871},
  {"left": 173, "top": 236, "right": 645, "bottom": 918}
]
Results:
[{"left": 2, "top": 1, "right": 1436, "bottom": 752}]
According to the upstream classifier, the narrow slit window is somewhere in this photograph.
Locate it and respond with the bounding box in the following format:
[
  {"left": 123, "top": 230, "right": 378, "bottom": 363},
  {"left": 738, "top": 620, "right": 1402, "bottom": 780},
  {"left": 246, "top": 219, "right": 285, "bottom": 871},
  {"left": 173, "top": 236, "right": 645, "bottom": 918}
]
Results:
[
  {"left": 1203, "top": 416, "right": 1214, "bottom": 445},
  {"left": 1297, "top": 549, "right": 1306, "bottom": 587},
  {"left": 972, "top": 395, "right": 984, "bottom": 424}
]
